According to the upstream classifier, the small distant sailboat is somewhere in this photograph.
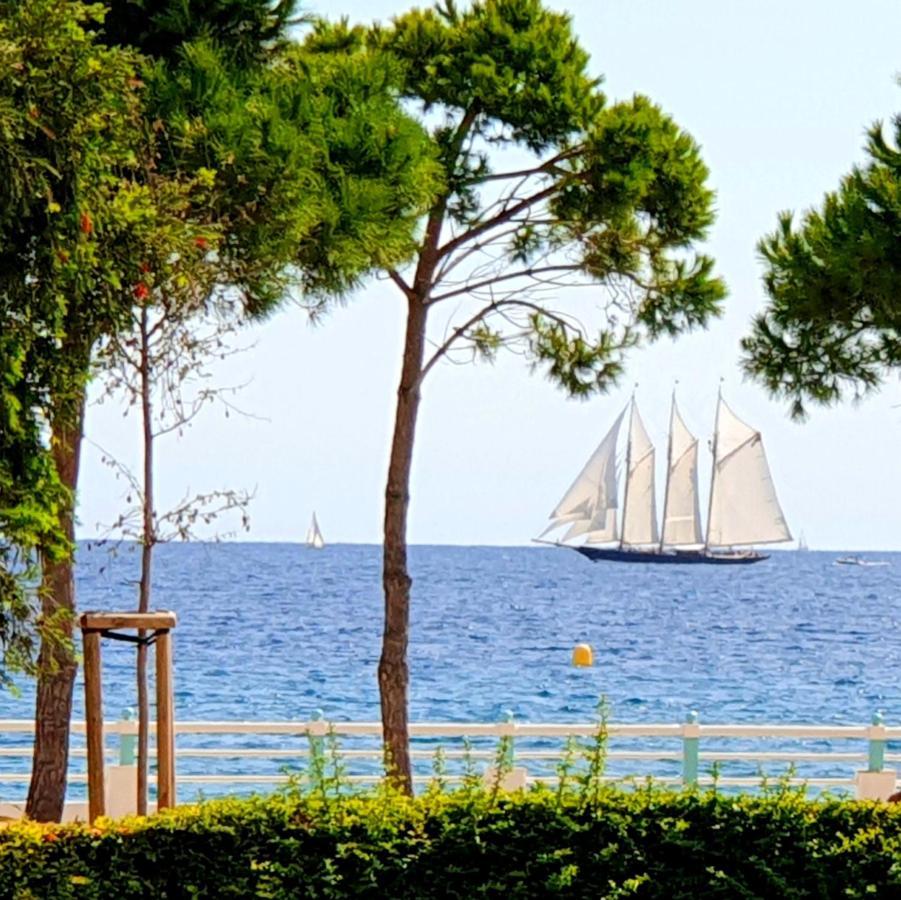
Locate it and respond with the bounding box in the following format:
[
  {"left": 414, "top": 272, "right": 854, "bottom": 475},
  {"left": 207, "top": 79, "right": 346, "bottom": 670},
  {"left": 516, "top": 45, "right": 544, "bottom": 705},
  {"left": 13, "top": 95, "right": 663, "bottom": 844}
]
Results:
[
  {"left": 797, "top": 532, "right": 809, "bottom": 551},
  {"left": 305, "top": 512, "right": 325, "bottom": 550},
  {"left": 535, "top": 388, "right": 792, "bottom": 565}
]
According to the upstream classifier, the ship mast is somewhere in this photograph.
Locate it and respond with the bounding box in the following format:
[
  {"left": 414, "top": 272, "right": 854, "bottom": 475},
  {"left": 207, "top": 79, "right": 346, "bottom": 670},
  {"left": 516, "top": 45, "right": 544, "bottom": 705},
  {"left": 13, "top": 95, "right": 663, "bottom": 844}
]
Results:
[
  {"left": 658, "top": 386, "right": 676, "bottom": 553},
  {"left": 618, "top": 390, "right": 637, "bottom": 549},
  {"left": 704, "top": 380, "right": 723, "bottom": 550}
]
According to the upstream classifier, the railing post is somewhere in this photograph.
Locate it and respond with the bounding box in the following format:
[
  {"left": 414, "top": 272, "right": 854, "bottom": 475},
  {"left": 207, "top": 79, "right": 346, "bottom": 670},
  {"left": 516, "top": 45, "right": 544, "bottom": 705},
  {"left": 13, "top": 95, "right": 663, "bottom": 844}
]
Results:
[
  {"left": 307, "top": 708, "right": 327, "bottom": 777},
  {"left": 502, "top": 710, "right": 516, "bottom": 769},
  {"left": 119, "top": 708, "right": 137, "bottom": 766},
  {"left": 105, "top": 709, "right": 139, "bottom": 819},
  {"left": 868, "top": 711, "right": 886, "bottom": 772},
  {"left": 856, "top": 711, "right": 897, "bottom": 800},
  {"left": 484, "top": 710, "right": 527, "bottom": 791},
  {"left": 308, "top": 709, "right": 326, "bottom": 737},
  {"left": 682, "top": 710, "right": 700, "bottom": 787}
]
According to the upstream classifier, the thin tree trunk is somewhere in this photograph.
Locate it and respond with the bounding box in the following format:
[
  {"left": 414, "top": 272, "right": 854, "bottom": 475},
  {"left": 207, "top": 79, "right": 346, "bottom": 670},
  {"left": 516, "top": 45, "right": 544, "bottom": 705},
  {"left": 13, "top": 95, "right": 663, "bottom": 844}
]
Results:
[
  {"left": 25, "top": 387, "right": 87, "bottom": 822},
  {"left": 379, "top": 294, "right": 429, "bottom": 793},
  {"left": 137, "top": 305, "right": 153, "bottom": 815}
]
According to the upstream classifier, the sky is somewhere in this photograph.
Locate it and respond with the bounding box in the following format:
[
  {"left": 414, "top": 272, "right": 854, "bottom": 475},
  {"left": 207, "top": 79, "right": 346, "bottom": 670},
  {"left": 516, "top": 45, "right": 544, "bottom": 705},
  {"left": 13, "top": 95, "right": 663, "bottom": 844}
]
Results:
[{"left": 77, "top": 0, "right": 901, "bottom": 551}]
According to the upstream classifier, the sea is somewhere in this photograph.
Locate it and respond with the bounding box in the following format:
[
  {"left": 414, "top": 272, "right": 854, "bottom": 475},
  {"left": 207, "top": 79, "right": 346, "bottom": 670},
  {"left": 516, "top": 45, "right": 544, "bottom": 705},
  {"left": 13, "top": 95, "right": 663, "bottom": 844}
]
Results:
[{"left": 2, "top": 542, "right": 900, "bottom": 797}]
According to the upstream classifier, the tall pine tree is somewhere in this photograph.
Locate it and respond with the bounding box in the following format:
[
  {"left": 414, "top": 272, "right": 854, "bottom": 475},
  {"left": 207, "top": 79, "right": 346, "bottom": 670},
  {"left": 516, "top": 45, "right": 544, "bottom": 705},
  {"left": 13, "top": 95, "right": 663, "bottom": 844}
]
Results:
[{"left": 305, "top": 0, "right": 726, "bottom": 791}]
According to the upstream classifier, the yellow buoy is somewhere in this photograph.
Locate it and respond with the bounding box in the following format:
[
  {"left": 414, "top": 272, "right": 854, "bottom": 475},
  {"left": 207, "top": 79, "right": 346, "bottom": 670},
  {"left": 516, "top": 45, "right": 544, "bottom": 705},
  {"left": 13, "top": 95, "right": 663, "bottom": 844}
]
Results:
[{"left": 572, "top": 643, "right": 593, "bottom": 667}]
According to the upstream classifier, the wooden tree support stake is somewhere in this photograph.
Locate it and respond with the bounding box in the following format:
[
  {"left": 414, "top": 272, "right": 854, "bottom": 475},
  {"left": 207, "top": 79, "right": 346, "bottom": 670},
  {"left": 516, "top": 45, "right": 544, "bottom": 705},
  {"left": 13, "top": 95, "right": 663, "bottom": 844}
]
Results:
[{"left": 78, "top": 611, "right": 177, "bottom": 822}]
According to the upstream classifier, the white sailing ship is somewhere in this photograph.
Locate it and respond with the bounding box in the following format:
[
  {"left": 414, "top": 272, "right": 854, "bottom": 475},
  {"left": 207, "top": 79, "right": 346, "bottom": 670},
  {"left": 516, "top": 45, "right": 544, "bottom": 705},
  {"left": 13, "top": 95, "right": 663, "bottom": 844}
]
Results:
[
  {"left": 537, "top": 389, "right": 791, "bottom": 565},
  {"left": 305, "top": 512, "right": 325, "bottom": 550}
]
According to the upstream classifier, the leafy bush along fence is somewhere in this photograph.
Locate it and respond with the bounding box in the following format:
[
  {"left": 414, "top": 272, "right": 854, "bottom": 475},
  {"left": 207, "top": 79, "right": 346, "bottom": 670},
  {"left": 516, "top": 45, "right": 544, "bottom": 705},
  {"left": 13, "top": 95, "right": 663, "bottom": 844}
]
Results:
[{"left": 2, "top": 786, "right": 901, "bottom": 898}]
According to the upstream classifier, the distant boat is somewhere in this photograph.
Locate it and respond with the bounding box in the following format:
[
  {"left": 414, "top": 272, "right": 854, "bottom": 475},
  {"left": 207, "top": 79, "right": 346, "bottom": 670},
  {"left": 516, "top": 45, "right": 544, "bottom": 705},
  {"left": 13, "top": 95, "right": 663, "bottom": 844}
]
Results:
[
  {"left": 834, "top": 556, "right": 889, "bottom": 568},
  {"left": 798, "top": 532, "right": 809, "bottom": 551},
  {"left": 305, "top": 512, "right": 325, "bottom": 550},
  {"left": 535, "top": 388, "right": 791, "bottom": 565}
]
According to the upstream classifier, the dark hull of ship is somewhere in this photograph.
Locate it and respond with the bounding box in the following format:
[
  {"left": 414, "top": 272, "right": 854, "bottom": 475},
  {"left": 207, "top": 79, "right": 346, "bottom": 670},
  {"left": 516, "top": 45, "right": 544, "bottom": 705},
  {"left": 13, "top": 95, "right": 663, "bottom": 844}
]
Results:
[{"left": 573, "top": 546, "right": 768, "bottom": 565}]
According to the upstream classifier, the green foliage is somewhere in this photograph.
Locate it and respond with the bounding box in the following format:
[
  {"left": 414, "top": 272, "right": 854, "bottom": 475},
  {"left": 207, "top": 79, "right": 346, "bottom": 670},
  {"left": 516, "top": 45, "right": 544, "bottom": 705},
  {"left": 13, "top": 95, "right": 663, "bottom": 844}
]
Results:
[
  {"left": 1, "top": 787, "right": 901, "bottom": 897},
  {"left": 530, "top": 315, "right": 635, "bottom": 396},
  {"left": 319, "top": 0, "right": 726, "bottom": 397},
  {"left": 120, "top": 14, "right": 439, "bottom": 314},
  {"left": 0, "top": 0, "right": 147, "bottom": 682},
  {"left": 742, "top": 101, "right": 901, "bottom": 418},
  {"left": 0, "top": 0, "right": 439, "bottom": 685},
  {"left": 373, "top": 0, "right": 601, "bottom": 156},
  {"left": 101, "top": 0, "right": 300, "bottom": 67}
]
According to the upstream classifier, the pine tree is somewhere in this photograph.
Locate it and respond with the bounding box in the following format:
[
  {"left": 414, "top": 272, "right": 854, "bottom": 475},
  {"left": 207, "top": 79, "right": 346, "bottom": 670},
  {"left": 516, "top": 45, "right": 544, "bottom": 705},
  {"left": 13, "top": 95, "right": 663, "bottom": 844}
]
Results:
[
  {"left": 742, "top": 100, "right": 901, "bottom": 417},
  {"left": 305, "top": 0, "right": 726, "bottom": 792}
]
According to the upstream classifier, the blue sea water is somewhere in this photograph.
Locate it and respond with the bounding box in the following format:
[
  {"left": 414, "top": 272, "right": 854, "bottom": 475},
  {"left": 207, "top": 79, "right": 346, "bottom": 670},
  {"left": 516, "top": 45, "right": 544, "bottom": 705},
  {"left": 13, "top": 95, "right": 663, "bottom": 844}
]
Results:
[
  {"left": 3, "top": 542, "right": 901, "bottom": 723},
  {"left": 3, "top": 543, "right": 901, "bottom": 795}
]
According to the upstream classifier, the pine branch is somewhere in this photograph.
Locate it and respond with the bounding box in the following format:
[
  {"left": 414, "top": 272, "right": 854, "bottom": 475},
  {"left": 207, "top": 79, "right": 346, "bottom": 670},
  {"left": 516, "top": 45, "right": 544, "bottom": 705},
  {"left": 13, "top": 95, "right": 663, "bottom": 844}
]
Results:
[
  {"left": 420, "top": 297, "right": 579, "bottom": 382},
  {"left": 430, "top": 264, "right": 581, "bottom": 304},
  {"left": 436, "top": 182, "right": 561, "bottom": 262}
]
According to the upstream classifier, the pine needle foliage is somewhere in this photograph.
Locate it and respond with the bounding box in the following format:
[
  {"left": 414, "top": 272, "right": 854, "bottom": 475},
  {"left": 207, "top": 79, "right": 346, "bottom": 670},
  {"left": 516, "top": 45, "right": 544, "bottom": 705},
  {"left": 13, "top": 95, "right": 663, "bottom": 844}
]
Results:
[
  {"left": 100, "top": 0, "right": 300, "bottom": 67},
  {"left": 742, "top": 98, "right": 901, "bottom": 418},
  {"left": 358, "top": 0, "right": 725, "bottom": 392}
]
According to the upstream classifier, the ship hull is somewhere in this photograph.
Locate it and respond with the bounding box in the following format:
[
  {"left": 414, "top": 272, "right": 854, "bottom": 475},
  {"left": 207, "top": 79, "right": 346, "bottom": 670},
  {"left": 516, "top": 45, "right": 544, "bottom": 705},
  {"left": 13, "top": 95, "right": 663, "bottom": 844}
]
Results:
[{"left": 573, "top": 546, "right": 768, "bottom": 565}]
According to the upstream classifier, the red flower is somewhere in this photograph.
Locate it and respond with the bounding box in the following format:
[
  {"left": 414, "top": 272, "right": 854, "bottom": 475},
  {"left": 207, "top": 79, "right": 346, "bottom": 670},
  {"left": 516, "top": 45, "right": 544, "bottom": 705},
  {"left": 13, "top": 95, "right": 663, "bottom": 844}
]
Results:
[
  {"left": 133, "top": 282, "right": 149, "bottom": 300},
  {"left": 43, "top": 832, "right": 58, "bottom": 842},
  {"left": 79, "top": 213, "right": 93, "bottom": 235},
  {"left": 194, "top": 236, "right": 209, "bottom": 250}
]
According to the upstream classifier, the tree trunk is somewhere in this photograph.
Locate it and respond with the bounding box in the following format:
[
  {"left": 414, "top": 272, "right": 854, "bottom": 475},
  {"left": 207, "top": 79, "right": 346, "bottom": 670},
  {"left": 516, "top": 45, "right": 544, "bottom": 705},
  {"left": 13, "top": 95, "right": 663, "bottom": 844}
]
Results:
[
  {"left": 379, "top": 294, "right": 429, "bottom": 793},
  {"left": 137, "top": 305, "right": 153, "bottom": 815},
  {"left": 25, "top": 388, "right": 87, "bottom": 822}
]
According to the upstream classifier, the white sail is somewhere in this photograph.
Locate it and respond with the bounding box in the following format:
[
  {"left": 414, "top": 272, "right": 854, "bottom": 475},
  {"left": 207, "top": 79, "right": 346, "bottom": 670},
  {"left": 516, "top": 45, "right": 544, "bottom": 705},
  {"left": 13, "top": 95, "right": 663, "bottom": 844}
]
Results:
[
  {"left": 583, "top": 509, "right": 619, "bottom": 544},
  {"left": 706, "top": 399, "right": 791, "bottom": 547},
  {"left": 620, "top": 403, "right": 658, "bottom": 546},
  {"left": 661, "top": 401, "right": 703, "bottom": 547},
  {"left": 541, "top": 407, "right": 626, "bottom": 543},
  {"left": 306, "top": 512, "right": 325, "bottom": 550}
]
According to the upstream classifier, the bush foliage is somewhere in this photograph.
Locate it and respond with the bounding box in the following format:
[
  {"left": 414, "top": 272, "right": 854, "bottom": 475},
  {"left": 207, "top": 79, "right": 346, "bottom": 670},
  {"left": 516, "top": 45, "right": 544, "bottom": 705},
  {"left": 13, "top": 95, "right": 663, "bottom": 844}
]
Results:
[{"left": 2, "top": 785, "right": 900, "bottom": 898}]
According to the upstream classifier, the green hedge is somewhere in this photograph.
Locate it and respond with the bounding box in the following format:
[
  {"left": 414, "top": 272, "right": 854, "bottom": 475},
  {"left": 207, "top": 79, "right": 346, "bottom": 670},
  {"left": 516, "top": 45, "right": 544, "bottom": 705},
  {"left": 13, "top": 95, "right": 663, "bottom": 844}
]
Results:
[{"left": 2, "top": 787, "right": 901, "bottom": 898}]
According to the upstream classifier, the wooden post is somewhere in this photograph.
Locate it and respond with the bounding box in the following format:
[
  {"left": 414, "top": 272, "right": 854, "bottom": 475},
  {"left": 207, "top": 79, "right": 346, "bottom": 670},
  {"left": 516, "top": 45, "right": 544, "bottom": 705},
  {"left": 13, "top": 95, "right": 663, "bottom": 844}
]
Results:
[
  {"left": 82, "top": 630, "right": 105, "bottom": 821},
  {"left": 79, "top": 611, "right": 177, "bottom": 817},
  {"left": 155, "top": 629, "right": 175, "bottom": 810}
]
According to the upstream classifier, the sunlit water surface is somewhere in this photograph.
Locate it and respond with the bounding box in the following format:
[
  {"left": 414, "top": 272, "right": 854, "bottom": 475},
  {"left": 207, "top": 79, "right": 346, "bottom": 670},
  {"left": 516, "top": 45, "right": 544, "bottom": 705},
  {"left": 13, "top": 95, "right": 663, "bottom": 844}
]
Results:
[{"left": 3, "top": 543, "right": 900, "bottom": 797}]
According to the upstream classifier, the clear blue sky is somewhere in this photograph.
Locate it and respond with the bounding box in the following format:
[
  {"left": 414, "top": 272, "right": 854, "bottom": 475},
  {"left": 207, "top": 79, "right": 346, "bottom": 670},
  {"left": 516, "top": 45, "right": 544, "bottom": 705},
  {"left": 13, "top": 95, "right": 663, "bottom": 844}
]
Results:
[{"left": 78, "top": 0, "right": 901, "bottom": 551}]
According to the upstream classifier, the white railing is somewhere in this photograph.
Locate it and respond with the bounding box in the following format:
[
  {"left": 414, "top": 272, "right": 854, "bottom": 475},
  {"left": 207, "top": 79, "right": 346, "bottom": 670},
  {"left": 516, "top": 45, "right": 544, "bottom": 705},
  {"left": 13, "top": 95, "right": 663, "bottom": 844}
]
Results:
[{"left": 0, "top": 713, "right": 897, "bottom": 821}]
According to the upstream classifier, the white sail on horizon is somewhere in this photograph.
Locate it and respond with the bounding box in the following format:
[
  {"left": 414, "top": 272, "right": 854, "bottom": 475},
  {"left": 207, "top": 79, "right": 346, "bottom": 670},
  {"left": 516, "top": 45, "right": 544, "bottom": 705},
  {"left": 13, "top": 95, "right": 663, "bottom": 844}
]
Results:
[
  {"left": 540, "top": 406, "right": 626, "bottom": 543},
  {"left": 661, "top": 400, "right": 703, "bottom": 547},
  {"left": 706, "top": 399, "right": 791, "bottom": 548},
  {"left": 306, "top": 512, "right": 325, "bottom": 550},
  {"left": 620, "top": 402, "right": 658, "bottom": 546}
]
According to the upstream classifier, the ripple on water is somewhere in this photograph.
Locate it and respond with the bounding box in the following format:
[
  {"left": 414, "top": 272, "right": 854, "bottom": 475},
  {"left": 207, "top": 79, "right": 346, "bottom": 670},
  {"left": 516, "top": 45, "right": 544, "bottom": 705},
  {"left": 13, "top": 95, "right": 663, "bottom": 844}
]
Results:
[{"left": 3, "top": 545, "right": 901, "bottom": 731}]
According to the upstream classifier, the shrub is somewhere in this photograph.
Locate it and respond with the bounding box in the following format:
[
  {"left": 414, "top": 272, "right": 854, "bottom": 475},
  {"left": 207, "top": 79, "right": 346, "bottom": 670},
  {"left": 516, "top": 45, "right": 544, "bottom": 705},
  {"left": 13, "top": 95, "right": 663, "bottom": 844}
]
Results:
[{"left": 1, "top": 785, "right": 901, "bottom": 898}]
